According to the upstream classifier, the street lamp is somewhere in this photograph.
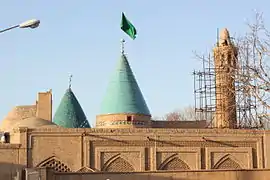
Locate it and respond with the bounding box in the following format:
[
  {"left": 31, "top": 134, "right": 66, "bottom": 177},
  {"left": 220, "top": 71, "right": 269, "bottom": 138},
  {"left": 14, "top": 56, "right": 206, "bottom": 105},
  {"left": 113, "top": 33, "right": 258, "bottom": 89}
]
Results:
[{"left": 0, "top": 19, "right": 40, "bottom": 34}]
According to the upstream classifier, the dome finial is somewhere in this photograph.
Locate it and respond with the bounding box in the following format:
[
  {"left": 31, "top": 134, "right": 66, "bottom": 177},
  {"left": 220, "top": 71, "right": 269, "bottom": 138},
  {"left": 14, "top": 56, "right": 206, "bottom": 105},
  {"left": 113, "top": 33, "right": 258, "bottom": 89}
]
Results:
[
  {"left": 69, "top": 74, "right": 73, "bottom": 89},
  {"left": 121, "top": 39, "right": 125, "bottom": 54}
]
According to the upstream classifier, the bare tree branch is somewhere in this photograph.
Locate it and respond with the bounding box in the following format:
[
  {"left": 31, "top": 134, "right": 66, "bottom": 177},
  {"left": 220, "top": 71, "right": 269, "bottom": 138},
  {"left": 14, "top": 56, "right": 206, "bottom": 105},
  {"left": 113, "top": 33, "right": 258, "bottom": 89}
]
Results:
[{"left": 161, "top": 106, "right": 213, "bottom": 121}]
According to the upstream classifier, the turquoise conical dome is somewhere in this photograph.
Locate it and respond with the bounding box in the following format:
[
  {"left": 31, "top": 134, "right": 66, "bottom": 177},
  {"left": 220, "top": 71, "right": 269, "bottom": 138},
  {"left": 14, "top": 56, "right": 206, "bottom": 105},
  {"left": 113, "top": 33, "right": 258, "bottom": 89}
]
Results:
[
  {"left": 100, "top": 54, "right": 150, "bottom": 115},
  {"left": 53, "top": 88, "right": 90, "bottom": 128}
]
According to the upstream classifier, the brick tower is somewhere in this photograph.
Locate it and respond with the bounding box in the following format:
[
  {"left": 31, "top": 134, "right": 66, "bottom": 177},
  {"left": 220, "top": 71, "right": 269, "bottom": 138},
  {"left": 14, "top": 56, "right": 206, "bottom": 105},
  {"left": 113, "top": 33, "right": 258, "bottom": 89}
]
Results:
[{"left": 213, "top": 28, "right": 238, "bottom": 128}]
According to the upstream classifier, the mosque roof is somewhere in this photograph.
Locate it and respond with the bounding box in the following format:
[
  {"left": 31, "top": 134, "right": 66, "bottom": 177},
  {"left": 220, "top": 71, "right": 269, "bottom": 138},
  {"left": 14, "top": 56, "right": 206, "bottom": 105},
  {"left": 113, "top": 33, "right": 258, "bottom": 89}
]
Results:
[
  {"left": 100, "top": 54, "right": 150, "bottom": 115},
  {"left": 53, "top": 88, "right": 90, "bottom": 128},
  {"left": 0, "top": 105, "right": 37, "bottom": 131},
  {"left": 13, "top": 117, "right": 58, "bottom": 129}
]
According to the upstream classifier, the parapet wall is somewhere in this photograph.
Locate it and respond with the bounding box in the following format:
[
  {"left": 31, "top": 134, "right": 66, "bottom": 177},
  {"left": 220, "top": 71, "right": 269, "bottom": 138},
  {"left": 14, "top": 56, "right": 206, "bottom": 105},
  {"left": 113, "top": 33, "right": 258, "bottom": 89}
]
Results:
[
  {"left": 151, "top": 120, "right": 207, "bottom": 128},
  {"left": 30, "top": 168, "right": 270, "bottom": 180}
]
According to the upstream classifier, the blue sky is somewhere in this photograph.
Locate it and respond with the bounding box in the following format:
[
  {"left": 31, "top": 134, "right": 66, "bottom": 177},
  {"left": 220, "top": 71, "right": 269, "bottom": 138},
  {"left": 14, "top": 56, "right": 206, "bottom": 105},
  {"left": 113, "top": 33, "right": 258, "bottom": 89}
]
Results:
[{"left": 0, "top": 1, "right": 269, "bottom": 126}]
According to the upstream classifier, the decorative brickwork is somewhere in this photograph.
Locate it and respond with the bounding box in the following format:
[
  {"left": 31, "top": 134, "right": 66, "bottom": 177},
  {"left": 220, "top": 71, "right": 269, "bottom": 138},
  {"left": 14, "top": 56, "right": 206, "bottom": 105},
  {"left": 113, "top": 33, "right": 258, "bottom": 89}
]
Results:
[
  {"left": 96, "top": 114, "right": 151, "bottom": 128},
  {"left": 76, "top": 167, "right": 95, "bottom": 173},
  {"left": 160, "top": 157, "right": 190, "bottom": 170},
  {"left": 97, "top": 120, "right": 146, "bottom": 127},
  {"left": 103, "top": 157, "right": 134, "bottom": 172},
  {"left": 213, "top": 154, "right": 242, "bottom": 169},
  {"left": 26, "top": 126, "right": 265, "bottom": 135},
  {"left": 213, "top": 29, "right": 238, "bottom": 128},
  {"left": 215, "top": 158, "right": 241, "bottom": 169},
  {"left": 38, "top": 157, "right": 71, "bottom": 172},
  {"left": 92, "top": 140, "right": 256, "bottom": 149}
]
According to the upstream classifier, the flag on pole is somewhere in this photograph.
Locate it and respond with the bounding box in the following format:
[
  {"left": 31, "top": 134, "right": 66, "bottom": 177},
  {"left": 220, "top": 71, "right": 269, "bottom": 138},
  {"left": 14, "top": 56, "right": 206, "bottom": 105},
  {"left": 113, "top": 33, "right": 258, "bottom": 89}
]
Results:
[{"left": 121, "top": 12, "right": 137, "bottom": 40}]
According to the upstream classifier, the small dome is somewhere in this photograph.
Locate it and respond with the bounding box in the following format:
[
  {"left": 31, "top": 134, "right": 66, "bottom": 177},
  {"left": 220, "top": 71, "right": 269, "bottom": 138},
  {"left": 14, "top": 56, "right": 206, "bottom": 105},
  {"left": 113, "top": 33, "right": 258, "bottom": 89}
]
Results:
[
  {"left": 12, "top": 117, "right": 58, "bottom": 130},
  {"left": 53, "top": 88, "right": 90, "bottom": 128}
]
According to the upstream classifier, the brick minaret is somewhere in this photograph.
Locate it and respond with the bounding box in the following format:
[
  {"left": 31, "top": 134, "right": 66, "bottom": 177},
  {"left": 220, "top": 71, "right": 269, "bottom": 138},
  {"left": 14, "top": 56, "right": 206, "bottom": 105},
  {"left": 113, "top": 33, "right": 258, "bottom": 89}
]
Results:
[{"left": 213, "top": 28, "right": 238, "bottom": 128}]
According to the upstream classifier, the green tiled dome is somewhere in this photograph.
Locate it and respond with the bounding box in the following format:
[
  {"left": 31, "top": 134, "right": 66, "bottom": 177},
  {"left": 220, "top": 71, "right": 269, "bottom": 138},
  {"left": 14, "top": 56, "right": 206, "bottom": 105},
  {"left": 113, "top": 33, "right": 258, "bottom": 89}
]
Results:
[
  {"left": 100, "top": 54, "right": 150, "bottom": 115},
  {"left": 53, "top": 88, "right": 90, "bottom": 128}
]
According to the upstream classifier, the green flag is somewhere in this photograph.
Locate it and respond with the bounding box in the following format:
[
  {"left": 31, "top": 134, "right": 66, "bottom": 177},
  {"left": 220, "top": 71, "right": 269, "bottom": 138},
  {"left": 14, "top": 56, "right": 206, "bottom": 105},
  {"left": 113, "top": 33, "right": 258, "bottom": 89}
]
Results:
[{"left": 121, "top": 12, "right": 137, "bottom": 40}]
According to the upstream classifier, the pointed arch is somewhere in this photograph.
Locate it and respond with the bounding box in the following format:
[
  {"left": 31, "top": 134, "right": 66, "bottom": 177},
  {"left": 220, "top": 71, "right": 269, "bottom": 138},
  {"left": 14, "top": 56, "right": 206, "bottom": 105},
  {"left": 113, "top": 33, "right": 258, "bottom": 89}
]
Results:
[
  {"left": 213, "top": 154, "right": 242, "bottom": 169},
  {"left": 102, "top": 155, "right": 134, "bottom": 172},
  {"left": 37, "top": 156, "right": 71, "bottom": 172},
  {"left": 102, "top": 153, "right": 121, "bottom": 169},
  {"left": 159, "top": 154, "right": 190, "bottom": 170},
  {"left": 76, "top": 167, "right": 95, "bottom": 173}
]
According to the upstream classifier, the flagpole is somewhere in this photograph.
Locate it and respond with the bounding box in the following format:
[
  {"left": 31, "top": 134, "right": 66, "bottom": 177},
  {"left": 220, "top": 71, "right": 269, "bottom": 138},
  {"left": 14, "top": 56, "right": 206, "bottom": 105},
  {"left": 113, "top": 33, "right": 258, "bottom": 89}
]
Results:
[{"left": 121, "top": 39, "right": 125, "bottom": 54}]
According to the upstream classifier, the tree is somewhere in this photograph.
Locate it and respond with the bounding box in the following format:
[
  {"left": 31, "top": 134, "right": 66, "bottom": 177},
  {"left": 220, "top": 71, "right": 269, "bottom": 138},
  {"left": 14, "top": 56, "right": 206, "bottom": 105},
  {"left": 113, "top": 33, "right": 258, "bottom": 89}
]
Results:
[
  {"left": 237, "top": 12, "right": 269, "bottom": 118},
  {"left": 161, "top": 106, "right": 213, "bottom": 121}
]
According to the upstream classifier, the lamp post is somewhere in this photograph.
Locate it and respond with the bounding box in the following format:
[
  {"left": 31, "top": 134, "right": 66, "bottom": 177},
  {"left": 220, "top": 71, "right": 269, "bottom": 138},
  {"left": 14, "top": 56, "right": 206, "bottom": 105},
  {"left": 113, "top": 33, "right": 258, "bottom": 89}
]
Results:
[{"left": 0, "top": 19, "right": 40, "bottom": 34}]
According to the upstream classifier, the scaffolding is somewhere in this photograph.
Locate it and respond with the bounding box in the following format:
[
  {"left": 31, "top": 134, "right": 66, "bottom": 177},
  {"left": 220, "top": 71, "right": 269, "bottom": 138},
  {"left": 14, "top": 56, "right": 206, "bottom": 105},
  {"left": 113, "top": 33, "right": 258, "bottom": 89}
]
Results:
[
  {"left": 193, "top": 55, "right": 216, "bottom": 127},
  {"left": 193, "top": 40, "right": 266, "bottom": 129}
]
